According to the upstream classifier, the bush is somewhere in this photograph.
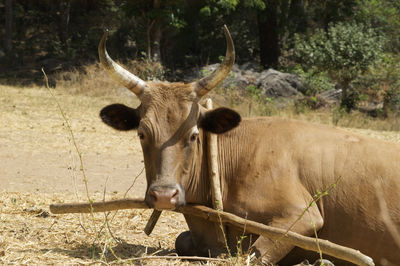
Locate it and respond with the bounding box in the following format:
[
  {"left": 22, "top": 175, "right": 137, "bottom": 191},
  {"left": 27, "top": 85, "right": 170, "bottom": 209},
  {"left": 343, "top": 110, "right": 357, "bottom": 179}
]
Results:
[
  {"left": 294, "top": 22, "right": 386, "bottom": 111},
  {"left": 291, "top": 66, "right": 335, "bottom": 96},
  {"left": 353, "top": 54, "right": 400, "bottom": 117}
]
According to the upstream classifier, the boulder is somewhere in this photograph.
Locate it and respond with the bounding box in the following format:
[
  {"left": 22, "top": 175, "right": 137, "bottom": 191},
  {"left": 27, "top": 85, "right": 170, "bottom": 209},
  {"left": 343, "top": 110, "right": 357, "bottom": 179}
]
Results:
[
  {"left": 182, "top": 64, "right": 308, "bottom": 101},
  {"left": 256, "top": 69, "right": 305, "bottom": 98},
  {"left": 316, "top": 88, "right": 342, "bottom": 106}
]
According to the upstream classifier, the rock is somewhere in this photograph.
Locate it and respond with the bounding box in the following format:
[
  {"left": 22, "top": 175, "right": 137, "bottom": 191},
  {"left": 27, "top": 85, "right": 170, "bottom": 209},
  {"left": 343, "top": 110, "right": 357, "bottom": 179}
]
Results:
[
  {"left": 222, "top": 72, "right": 251, "bottom": 90},
  {"left": 239, "top": 61, "right": 260, "bottom": 72},
  {"left": 316, "top": 88, "right": 342, "bottom": 106},
  {"left": 256, "top": 69, "right": 305, "bottom": 98},
  {"left": 357, "top": 101, "right": 384, "bottom": 117},
  {"left": 181, "top": 64, "right": 307, "bottom": 101}
]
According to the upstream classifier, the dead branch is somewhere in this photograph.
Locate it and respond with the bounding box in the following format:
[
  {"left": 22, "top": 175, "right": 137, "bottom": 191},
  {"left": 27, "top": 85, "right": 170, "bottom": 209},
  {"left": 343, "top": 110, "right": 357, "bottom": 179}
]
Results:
[
  {"left": 50, "top": 199, "right": 374, "bottom": 266},
  {"left": 205, "top": 98, "right": 226, "bottom": 245},
  {"left": 50, "top": 198, "right": 148, "bottom": 214},
  {"left": 144, "top": 210, "right": 162, "bottom": 236},
  {"left": 205, "top": 98, "right": 224, "bottom": 211}
]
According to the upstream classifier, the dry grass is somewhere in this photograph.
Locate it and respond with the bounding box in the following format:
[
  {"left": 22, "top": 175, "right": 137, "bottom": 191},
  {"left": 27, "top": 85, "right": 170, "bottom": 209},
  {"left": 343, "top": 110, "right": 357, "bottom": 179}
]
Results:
[
  {"left": 211, "top": 86, "right": 400, "bottom": 133},
  {"left": 0, "top": 192, "right": 194, "bottom": 265},
  {"left": 53, "top": 61, "right": 164, "bottom": 96}
]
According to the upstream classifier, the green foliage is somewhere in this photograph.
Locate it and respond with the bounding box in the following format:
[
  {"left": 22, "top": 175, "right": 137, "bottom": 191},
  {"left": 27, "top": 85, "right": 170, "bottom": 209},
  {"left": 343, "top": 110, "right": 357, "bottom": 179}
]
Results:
[
  {"left": 244, "top": 85, "right": 276, "bottom": 116},
  {"left": 356, "top": 0, "right": 400, "bottom": 53},
  {"left": 246, "top": 85, "right": 262, "bottom": 101},
  {"left": 353, "top": 54, "right": 400, "bottom": 116},
  {"left": 294, "top": 22, "right": 386, "bottom": 111},
  {"left": 295, "top": 22, "right": 385, "bottom": 73},
  {"left": 292, "top": 67, "right": 335, "bottom": 95}
]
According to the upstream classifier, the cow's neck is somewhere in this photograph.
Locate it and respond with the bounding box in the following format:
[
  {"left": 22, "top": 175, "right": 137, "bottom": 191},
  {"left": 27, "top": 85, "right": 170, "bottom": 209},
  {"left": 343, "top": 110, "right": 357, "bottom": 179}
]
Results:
[{"left": 183, "top": 130, "right": 212, "bottom": 206}]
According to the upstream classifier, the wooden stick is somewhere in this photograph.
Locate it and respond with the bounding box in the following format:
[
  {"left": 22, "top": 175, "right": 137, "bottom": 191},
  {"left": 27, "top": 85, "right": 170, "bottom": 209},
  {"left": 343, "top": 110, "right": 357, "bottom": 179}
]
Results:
[
  {"left": 144, "top": 210, "right": 162, "bottom": 236},
  {"left": 205, "top": 98, "right": 224, "bottom": 211},
  {"left": 49, "top": 199, "right": 374, "bottom": 266},
  {"left": 205, "top": 98, "right": 226, "bottom": 245},
  {"left": 50, "top": 198, "right": 148, "bottom": 214}
]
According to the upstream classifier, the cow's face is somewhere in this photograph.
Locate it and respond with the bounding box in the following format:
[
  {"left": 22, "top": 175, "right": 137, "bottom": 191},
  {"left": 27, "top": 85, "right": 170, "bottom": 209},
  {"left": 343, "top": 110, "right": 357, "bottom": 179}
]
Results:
[
  {"left": 98, "top": 25, "right": 237, "bottom": 210},
  {"left": 100, "top": 83, "right": 240, "bottom": 209}
]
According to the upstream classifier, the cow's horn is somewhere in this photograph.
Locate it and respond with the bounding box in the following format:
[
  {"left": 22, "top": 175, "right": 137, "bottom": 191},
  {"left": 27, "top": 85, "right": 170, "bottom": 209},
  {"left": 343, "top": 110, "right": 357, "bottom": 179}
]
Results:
[
  {"left": 98, "top": 30, "right": 147, "bottom": 96},
  {"left": 193, "top": 25, "right": 235, "bottom": 97}
]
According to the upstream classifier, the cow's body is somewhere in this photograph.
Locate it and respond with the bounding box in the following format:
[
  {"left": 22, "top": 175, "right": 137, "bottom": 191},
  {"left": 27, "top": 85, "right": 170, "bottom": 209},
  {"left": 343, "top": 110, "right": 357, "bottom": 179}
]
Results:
[
  {"left": 179, "top": 117, "right": 400, "bottom": 265},
  {"left": 97, "top": 26, "right": 400, "bottom": 265}
]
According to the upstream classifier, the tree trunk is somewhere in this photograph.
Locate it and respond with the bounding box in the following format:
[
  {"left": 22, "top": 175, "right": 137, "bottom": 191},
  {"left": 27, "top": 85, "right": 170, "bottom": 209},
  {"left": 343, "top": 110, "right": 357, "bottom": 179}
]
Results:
[
  {"left": 58, "top": 0, "right": 71, "bottom": 44},
  {"left": 339, "top": 78, "right": 355, "bottom": 112},
  {"left": 151, "top": 22, "right": 162, "bottom": 62},
  {"left": 146, "top": 19, "right": 155, "bottom": 59},
  {"left": 288, "top": 0, "right": 306, "bottom": 35},
  {"left": 258, "top": 0, "right": 280, "bottom": 69},
  {"left": 4, "top": 0, "right": 13, "bottom": 53}
]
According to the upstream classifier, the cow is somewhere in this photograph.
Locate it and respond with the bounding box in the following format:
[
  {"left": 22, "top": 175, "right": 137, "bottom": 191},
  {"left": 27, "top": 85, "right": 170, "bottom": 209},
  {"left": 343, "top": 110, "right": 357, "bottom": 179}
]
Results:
[{"left": 97, "top": 26, "right": 400, "bottom": 265}]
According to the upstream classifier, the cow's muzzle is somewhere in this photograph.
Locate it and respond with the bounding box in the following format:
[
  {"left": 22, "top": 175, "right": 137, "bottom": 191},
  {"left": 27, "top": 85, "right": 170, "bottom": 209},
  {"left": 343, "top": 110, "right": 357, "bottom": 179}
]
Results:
[{"left": 145, "top": 184, "right": 185, "bottom": 210}]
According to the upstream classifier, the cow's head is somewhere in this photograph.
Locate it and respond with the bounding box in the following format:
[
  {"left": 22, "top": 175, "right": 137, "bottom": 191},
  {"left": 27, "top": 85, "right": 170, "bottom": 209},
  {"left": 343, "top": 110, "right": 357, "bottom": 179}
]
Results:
[{"left": 99, "top": 26, "right": 240, "bottom": 210}]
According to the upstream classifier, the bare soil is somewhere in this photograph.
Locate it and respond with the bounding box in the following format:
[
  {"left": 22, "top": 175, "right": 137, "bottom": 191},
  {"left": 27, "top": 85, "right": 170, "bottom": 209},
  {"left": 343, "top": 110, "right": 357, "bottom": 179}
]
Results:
[
  {"left": 0, "top": 85, "right": 191, "bottom": 265},
  {"left": 1, "top": 85, "right": 148, "bottom": 195},
  {"left": 1, "top": 85, "right": 399, "bottom": 264}
]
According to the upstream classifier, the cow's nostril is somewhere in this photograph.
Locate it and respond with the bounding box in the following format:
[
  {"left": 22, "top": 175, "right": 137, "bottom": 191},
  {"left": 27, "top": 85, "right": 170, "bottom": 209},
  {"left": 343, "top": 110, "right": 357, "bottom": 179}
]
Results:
[
  {"left": 171, "top": 189, "right": 179, "bottom": 198},
  {"left": 170, "top": 189, "right": 179, "bottom": 204},
  {"left": 148, "top": 189, "right": 158, "bottom": 201},
  {"left": 147, "top": 186, "right": 182, "bottom": 209}
]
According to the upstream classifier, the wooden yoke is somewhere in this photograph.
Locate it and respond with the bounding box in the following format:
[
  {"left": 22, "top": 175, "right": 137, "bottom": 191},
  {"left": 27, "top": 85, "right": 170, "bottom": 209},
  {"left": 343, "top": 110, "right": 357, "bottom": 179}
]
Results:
[{"left": 205, "top": 98, "right": 227, "bottom": 245}]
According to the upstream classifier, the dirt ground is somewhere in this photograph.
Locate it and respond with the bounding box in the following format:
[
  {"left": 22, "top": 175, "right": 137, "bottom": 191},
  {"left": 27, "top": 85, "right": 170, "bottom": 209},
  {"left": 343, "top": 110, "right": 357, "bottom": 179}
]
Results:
[
  {"left": 0, "top": 85, "right": 194, "bottom": 265},
  {"left": 1, "top": 85, "right": 400, "bottom": 265},
  {"left": 1, "top": 85, "right": 147, "bottom": 195}
]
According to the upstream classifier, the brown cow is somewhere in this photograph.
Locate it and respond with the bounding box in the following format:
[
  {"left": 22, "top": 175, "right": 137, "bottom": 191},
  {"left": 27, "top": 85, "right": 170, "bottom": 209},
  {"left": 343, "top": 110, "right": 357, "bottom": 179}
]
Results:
[{"left": 98, "top": 26, "right": 400, "bottom": 265}]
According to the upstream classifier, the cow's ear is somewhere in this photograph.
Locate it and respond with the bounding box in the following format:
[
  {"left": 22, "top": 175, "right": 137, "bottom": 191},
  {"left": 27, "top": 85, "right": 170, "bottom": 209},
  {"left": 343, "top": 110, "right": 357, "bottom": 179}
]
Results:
[
  {"left": 199, "top": 107, "right": 241, "bottom": 134},
  {"left": 100, "top": 104, "right": 140, "bottom": 131}
]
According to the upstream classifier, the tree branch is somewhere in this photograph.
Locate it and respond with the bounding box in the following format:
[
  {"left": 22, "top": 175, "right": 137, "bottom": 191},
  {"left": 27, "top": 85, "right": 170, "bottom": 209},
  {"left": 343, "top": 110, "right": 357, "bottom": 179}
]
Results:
[{"left": 50, "top": 199, "right": 374, "bottom": 266}]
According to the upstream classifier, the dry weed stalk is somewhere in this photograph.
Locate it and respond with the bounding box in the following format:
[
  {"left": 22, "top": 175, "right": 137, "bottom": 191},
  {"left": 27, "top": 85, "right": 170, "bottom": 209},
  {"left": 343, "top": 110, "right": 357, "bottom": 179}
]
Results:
[
  {"left": 43, "top": 68, "right": 125, "bottom": 262},
  {"left": 42, "top": 68, "right": 95, "bottom": 219}
]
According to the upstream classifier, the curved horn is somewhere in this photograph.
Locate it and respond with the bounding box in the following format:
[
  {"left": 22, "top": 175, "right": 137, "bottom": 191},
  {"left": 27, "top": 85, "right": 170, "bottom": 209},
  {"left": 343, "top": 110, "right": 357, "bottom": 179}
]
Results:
[
  {"left": 193, "top": 25, "right": 235, "bottom": 97},
  {"left": 98, "top": 30, "right": 147, "bottom": 96}
]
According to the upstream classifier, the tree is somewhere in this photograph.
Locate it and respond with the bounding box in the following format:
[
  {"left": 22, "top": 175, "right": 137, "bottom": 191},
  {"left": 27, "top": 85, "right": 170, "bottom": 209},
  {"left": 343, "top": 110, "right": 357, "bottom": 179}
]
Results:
[
  {"left": 57, "top": 0, "right": 70, "bottom": 45},
  {"left": 295, "top": 22, "right": 386, "bottom": 111},
  {"left": 121, "top": 0, "right": 187, "bottom": 63},
  {"left": 257, "top": 0, "right": 279, "bottom": 68},
  {"left": 4, "top": 0, "right": 13, "bottom": 54},
  {"left": 355, "top": 0, "right": 400, "bottom": 53}
]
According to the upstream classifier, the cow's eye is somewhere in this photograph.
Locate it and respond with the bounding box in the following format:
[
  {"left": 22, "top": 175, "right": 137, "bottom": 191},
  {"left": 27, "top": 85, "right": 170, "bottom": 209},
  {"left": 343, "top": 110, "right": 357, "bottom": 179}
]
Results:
[
  {"left": 138, "top": 132, "right": 145, "bottom": 140},
  {"left": 190, "top": 132, "right": 199, "bottom": 142}
]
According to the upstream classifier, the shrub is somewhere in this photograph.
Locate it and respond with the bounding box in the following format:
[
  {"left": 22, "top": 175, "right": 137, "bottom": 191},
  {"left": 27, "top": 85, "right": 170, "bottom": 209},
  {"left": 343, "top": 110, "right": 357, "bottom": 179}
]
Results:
[
  {"left": 292, "top": 66, "right": 335, "bottom": 96},
  {"left": 353, "top": 54, "right": 400, "bottom": 117},
  {"left": 294, "top": 22, "right": 386, "bottom": 111}
]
